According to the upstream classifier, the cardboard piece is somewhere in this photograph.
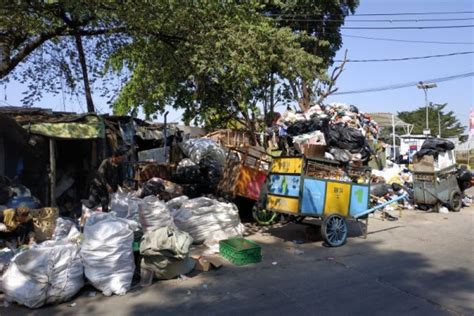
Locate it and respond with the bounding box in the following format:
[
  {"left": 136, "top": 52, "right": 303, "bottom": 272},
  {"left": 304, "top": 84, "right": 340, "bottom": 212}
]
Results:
[{"left": 193, "top": 256, "right": 224, "bottom": 272}]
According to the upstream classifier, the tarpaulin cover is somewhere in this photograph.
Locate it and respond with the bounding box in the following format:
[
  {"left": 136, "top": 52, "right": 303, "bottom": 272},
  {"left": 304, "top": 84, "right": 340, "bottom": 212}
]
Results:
[{"left": 24, "top": 115, "right": 104, "bottom": 139}]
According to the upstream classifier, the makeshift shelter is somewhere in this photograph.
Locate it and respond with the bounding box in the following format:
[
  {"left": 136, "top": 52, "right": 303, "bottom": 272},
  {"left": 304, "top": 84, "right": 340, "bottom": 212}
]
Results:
[{"left": 0, "top": 107, "right": 106, "bottom": 208}]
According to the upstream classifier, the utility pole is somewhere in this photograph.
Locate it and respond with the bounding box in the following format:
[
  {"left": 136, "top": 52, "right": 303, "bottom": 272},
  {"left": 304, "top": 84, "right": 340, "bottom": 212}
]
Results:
[{"left": 416, "top": 81, "right": 437, "bottom": 136}]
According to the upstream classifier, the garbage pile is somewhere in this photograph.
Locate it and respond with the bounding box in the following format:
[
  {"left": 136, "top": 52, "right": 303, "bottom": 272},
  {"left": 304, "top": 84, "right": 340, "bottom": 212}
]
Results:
[
  {"left": 276, "top": 103, "right": 379, "bottom": 165},
  {"left": 171, "top": 139, "right": 227, "bottom": 197},
  {"left": 0, "top": 189, "right": 244, "bottom": 308}
]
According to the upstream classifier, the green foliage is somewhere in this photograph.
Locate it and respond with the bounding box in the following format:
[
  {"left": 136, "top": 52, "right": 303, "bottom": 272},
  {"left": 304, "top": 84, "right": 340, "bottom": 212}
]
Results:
[
  {"left": 1, "top": 1, "right": 359, "bottom": 131},
  {"left": 398, "top": 104, "right": 465, "bottom": 137}
]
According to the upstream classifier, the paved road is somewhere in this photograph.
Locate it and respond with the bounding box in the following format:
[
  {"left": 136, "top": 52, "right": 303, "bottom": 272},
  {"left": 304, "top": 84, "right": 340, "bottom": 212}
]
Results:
[{"left": 2, "top": 203, "right": 473, "bottom": 316}]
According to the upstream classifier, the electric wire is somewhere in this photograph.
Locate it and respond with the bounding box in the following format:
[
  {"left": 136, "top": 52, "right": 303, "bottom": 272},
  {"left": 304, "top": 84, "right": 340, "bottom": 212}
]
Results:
[
  {"left": 333, "top": 72, "right": 474, "bottom": 95},
  {"left": 272, "top": 17, "right": 474, "bottom": 23},
  {"left": 342, "top": 34, "right": 474, "bottom": 45},
  {"left": 334, "top": 51, "right": 474, "bottom": 63},
  {"left": 267, "top": 11, "right": 474, "bottom": 17}
]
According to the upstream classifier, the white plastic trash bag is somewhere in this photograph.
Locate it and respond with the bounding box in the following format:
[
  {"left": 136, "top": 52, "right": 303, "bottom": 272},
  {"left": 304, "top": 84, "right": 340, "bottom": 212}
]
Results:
[
  {"left": 181, "top": 139, "right": 226, "bottom": 168},
  {"left": 2, "top": 243, "right": 84, "bottom": 308},
  {"left": 81, "top": 213, "right": 135, "bottom": 296},
  {"left": 110, "top": 187, "right": 131, "bottom": 218},
  {"left": 137, "top": 195, "right": 175, "bottom": 232},
  {"left": 52, "top": 217, "right": 81, "bottom": 242},
  {"left": 168, "top": 197, "right": 245, "bottom": 249}
]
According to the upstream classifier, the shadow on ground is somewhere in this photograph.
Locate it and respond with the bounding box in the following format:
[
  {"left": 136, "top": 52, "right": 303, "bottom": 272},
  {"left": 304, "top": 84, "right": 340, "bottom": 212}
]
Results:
[{"left": 3, "top": 212, "right": 473, "bottom": 316}]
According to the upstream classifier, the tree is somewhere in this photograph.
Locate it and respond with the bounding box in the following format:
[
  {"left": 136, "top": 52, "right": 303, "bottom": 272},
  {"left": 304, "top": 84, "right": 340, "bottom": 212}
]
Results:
[
  {"left": 398, "top": 104, "right": 465, "bottom": 138},
  {"left": 261, "top": 1, "right": 359, "bottom": 111},
  {"left": 0, "top": 1, "right": 130, "bottom": 112}
]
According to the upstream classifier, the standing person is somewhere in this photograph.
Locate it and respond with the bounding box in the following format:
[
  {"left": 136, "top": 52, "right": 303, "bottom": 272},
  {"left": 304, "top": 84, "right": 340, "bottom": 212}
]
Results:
[{"left": 86, "top": 145, "right": 129, "bottom": 212}]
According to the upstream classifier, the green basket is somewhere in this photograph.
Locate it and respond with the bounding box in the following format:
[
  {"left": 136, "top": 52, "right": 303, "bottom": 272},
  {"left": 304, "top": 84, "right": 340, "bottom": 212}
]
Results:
[
  {"left": 219, "top": 237, "right": 262, "bottom": 265},
  {"left": 133, "top": 241, "right": 140, "bottom": 252}
]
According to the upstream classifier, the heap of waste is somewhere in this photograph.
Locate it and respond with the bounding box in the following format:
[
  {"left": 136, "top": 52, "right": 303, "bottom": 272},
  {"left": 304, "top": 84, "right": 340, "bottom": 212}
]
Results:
[{"left": 276, "top": 102, "right": 379, "bottom": 165}]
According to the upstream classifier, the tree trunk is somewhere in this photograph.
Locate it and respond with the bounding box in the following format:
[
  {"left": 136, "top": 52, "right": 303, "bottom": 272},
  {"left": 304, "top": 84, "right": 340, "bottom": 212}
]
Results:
[{"left": 74, "top": 33, "right": 95, "bottom": 112}]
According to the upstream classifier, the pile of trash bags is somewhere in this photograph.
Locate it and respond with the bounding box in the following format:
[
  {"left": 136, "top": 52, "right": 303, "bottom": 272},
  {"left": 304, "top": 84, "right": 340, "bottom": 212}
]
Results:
[
  {"left": 173, "top": 139, "right": 227, "bottom": 196},
  {"left": 276, "top": 102, "right": 378, "bottom": 164},
  {"left": 415, "top": 138, "right": 455, "bottom": 159}
]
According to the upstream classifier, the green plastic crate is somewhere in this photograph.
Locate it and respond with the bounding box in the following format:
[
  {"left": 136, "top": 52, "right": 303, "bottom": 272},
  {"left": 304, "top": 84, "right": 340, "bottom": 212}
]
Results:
[
  {"left": 219, "top": 237, "right": 262, "bottom": 265},
  {"left": 133, "top": 241, "right": 140, "bottom": 252}
]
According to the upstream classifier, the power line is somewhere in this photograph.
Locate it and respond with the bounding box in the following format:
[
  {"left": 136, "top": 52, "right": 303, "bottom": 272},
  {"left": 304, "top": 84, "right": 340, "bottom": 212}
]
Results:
[
  {"left": 352, "top": 11, "right": 474, "bottom": 16},
  {"left": 273, "top": 17, "right": 474, "bottom": 23},
  {"left": 333, "top": 72, "right": 474, "bottom": 95},
  {"left": 334, "top": 51, "right": 474, "bottom": 63},
  {"left": 342, "top": 34, "right": 474, "bottom": 45},
  {"left": 271, "top": 22, "right": 474, "bottom": 29},
  {"left": 340, "top": 25, "right": 474, "bottom": 30}
]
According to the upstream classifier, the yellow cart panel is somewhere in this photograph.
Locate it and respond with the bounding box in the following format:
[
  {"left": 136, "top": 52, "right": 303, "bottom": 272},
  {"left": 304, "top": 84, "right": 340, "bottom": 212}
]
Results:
[
  {"left": 267, "top": 195, "right": 299, "bottom": 214},
  {"left": 323, "top": 182, "right": 351, "bottom": 217},
  {"left": 270, "top": 157, "right": 303, "bottom": 174}
]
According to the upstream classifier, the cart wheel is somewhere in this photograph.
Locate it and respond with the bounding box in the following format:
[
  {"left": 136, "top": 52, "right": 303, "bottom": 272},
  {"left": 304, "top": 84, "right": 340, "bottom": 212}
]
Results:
[
  {"left": 321, "top": 214, "right": 348, "bottom": 247},
  {"left": 252, "top": 207, "right": 278, "bottom": 225},
  {"left": 449, "top": 192, "right": 462, "bottom": 212}
]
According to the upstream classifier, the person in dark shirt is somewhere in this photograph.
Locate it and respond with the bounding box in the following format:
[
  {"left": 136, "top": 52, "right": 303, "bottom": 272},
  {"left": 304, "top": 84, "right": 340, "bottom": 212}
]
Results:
[{"left": 86, "top": 145, "right": 129, "bottom": 212}]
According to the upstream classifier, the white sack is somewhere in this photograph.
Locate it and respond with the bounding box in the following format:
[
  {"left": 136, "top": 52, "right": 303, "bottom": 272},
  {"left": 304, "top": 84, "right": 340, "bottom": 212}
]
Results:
[
  {"left": 137, "top": 195, "right": 175, "bottom": 232},
  {"left": 2, "top": 243, "right": 83, "bottom": 308},
  {"left": 81, "top": 213, "right": 134, "bottom": 296},
  {"left": 168, "top": 197, "right": 245, "bottom": 249}
]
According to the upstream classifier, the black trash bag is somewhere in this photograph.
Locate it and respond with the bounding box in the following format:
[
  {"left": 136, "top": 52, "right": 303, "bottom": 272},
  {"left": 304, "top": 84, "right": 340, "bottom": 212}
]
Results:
[
  {"left": 198, "top": 162, "right": 222, "bottom": 194},
  {"left": 391, "top": 183, "right": 403, "bottom": 192},
  {"left": 339, "top": 128, "right": 366, "bottom": 150},
  {"left": 349, "top": 104, "right": 359, "bottom": 114},
  {"left": 415, "top": 138, "right": 455, "bottom": 158},
  {"left": 141, "top": 179, "right": 166, "bottom": 198},
  {"left": 286, "top": 115, "right": 324, "bottom": 136},
  {"left": 0, "top": 183, "right": 10, "bottom": 205},
  {"left": 349, "top": 145, "right": 372, "bottom": 163},
  {"left": 181, "top": 184, "right": 201, "bottom": 198},
  {"left": 325, "top": 124, "right": 365, "bottom": 150},
  {"left": 456, "top": 167, "right": 472, "bottom": 192},
  {"left": 329, "top": 147, "right": 352, "bottom": 163},
  {"left": 173, "top": 165, "right": 202, "bottom": 184},
  {"left": 325, "top": 124, "right": 342, "bottom": 147},
  {"left": 370, "top": 183, "right": 391, "bottom": 197}
]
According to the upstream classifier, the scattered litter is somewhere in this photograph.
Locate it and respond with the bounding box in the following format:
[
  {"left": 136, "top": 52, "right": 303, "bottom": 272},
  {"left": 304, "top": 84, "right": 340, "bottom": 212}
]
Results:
[
  {"left": 69, "top": 302, "right": 76, "bottom": 307},
  {"left": 202, "top": 284, "right": 209, "bottom": 290},
  {"left": 294, "top": 249, "right": 305, "bottom": 255},
  {"left": 186, "top": 290, "right": 192, "bottom": 295},
  {"left": 179, "top": 274, "right": 190, "bottom": 281},
  {"left": 272, "top": 261, "right": 278, "bottom": 266},
  {"left": 292, "top": 240, "right": 304, "bottom": 245},
  {"left": 439, "top": 207, "right": 449, "bottom": 214},
  {"left": 327, "top": 257, "right": 335, "bottom": 261}
]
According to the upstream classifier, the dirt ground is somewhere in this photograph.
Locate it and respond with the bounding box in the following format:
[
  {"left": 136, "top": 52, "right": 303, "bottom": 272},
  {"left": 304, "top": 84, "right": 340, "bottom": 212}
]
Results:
[{"left": 2, "top": 194, "right": 473, "bottom": 316}]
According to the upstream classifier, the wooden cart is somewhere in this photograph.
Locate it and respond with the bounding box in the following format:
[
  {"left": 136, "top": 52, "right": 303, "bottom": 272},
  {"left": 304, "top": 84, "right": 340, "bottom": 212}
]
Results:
[
  {"left": 217, "top": 147, "right": 271, "bottom": 201},
  {"left": 257, "top": 156, "right": 405, "bottom": 247}
]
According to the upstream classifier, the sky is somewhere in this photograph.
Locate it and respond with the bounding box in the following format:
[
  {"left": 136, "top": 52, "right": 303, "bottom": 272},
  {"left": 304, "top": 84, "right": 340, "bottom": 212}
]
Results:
[{"left": 1, "top": 0, "right": 473, "bottom": 129}]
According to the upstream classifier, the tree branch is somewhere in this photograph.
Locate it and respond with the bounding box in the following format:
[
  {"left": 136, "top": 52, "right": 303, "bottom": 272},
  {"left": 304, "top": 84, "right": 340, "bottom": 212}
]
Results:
[
  {"left": 314, "top": 49, "right": 348, "bottom": 105},
  {"left": 0, "top": 25, "right": 68, "bottom": 78}
]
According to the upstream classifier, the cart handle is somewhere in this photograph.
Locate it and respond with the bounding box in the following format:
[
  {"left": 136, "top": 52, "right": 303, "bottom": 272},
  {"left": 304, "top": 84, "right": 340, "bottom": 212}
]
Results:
[{"left": 353, "top": 193, "right": 407, "bottom": 219}]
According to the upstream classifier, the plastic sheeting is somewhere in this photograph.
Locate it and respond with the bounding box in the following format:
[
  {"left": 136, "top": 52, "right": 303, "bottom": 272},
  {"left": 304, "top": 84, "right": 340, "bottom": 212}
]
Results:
[
  {"left": 81, "top": 213, "right": 135, "bottom": 296},
  {"left": 181, "top": 139, "right": 226, "bottom": 168},
  {"left": 167, "top": 196, "right": 245, "bottom": 251},
  {"left": 2, "top": 242, "right": 84, "bottom": 308}
]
